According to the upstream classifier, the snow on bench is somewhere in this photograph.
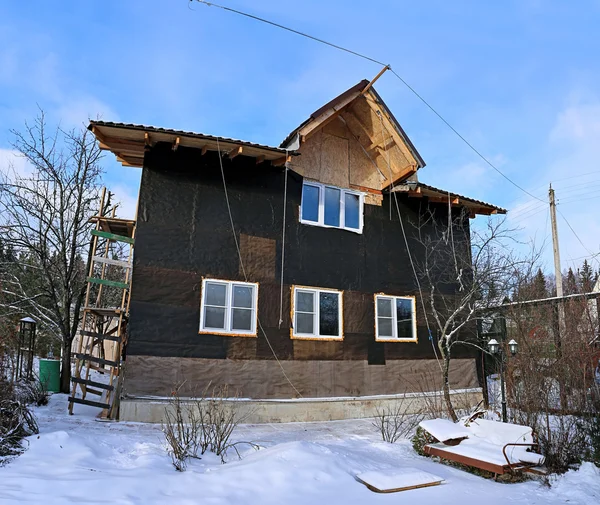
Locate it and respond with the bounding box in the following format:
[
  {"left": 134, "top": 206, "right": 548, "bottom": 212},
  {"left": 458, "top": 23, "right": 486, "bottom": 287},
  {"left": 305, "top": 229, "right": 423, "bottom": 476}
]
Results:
[
  {"left": 419, "top": 417, "right": 545, "bottom": 475},
  {"left": 356, "top": 467, "right": 444, "bottom": 493}
]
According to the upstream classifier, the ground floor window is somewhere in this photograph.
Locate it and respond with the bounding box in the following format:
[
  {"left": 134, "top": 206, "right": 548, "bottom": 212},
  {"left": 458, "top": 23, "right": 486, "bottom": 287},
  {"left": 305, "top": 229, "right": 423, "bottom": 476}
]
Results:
[
  {"left": 374, "top": 294, "right": 417, "bottom": 342},
  {"left": 291, "top": 286, "right": 343, "bottom": 340},
  {"left": 199, "top": 278, "right": 258, "bottom": 336}
]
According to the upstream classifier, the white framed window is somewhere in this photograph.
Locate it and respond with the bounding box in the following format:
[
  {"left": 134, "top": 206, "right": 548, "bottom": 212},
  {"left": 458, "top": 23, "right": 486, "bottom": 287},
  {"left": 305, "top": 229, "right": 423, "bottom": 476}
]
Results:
[
  {"left": 291, "top": 286, "right": 343, "bottom": 340},
  {"left": 199, "top": 279, "right": 258, "bottom": 337},
  {"left": 300, "top": 181, "right": 364, "bottom": 233},
  {"left": 374, "top": 294, "right": 417, "bottom": 342}
]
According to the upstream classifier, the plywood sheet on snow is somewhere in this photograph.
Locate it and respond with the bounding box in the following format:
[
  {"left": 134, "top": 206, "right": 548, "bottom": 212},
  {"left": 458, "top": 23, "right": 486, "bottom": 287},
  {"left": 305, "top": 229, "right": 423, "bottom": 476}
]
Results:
[{"left": 356, "top": 468, "right": 444, "bottom": 493}]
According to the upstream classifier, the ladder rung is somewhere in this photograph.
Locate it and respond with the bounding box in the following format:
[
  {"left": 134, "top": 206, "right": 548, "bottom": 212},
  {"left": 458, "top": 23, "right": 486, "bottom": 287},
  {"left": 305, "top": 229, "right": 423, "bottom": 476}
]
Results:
[
  {"left": 91, "top": 229, "right": 135, "bottom": 244},
  {"left": 68, "top": 397, "right": 110, "bottom": 410},
  {"left": 84, "top": 307, "right": 123, "bottom": 317},
  {"left": 71, "top": 376, "right": 115, "bottom": 391},
  {"left": 73, "top": 353, "right": 119, "bottom": 368},
  {"left": 88, "top": 364, "right": 107, "bottom": 374},
  {"left": 92, "top": 256, "right": 132, "bottom": 269},
  {"left": 79, "top": 330, "right": 121, "bottom": 342},
  {"left": 87, "top": 277, "right": 129, "bottom": 290}
]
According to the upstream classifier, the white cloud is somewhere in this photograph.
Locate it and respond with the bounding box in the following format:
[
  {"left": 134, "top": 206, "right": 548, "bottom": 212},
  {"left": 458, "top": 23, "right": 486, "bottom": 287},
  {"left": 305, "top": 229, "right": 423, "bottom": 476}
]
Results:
[
  {"left": 108, "top": 183, "right": 139, "bottom": 220},
  {"left": 508, "top": 93, "right": 600, "bottom": 272},
  {"left": 0, "top": 148, "right": 34, "bottom": 179}
]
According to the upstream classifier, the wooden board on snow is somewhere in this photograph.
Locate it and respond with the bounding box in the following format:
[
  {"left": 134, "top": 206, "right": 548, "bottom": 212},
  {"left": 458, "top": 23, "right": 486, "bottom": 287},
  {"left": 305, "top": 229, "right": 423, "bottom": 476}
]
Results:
[{"left": 355, "top": 468, "right": 444, "bottom": 493}]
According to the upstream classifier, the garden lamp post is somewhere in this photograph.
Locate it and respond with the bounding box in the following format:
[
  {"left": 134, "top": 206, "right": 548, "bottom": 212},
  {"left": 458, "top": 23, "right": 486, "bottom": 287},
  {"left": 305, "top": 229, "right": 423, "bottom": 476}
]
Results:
[
  {"left": 487, "top": 332, "right": 518, "bottom": 423},
  {"left": 16, "top": 316, "right": 37, "bottom": 380}
]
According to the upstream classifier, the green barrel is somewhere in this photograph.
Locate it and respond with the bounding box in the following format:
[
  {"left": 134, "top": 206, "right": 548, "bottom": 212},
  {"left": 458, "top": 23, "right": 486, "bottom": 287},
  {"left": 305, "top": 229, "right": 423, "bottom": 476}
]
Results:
[{"left": 39, "top": 359, "right": 61, "bottom": 393}]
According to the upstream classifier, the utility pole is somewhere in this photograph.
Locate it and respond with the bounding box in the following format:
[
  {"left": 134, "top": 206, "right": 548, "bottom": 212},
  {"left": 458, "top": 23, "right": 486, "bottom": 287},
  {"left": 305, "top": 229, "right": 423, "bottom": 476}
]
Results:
[
  {"left": 549, "top": 184, "right": 563, "bottom": 300},
  {"left": 549, "top": 184, "right": 565, "bottom": 349}
]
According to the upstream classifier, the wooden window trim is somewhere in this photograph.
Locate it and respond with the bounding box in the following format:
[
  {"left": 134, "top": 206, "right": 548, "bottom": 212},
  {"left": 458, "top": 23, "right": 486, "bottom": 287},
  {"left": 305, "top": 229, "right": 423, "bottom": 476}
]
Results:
[
  {"left": 198, "top": 278, "right": 259, "bottom": 337},
  {"left": 290, "top": 285, "right": 344, "bottom": 341},
  {"left": 300, "top": 181, "right": 364, "bottom": 234},
  {"left": 374, "top": 293, "right": 418, "bottom": 343}
]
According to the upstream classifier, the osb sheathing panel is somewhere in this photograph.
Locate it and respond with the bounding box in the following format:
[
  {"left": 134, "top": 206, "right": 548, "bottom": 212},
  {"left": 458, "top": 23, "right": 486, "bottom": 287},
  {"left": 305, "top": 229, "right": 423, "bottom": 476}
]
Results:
[
  {"left": 321, "top": 133, "right": 350, "bottom": 188},
  {"left": 124, "top": 355, "right": 479, "bottom": 399},
  {"left": 239, "top": 234, "right": 276, "bottom": 281},
  {"left": 291, "top": 116, "right": 389, "bottom": 195}
]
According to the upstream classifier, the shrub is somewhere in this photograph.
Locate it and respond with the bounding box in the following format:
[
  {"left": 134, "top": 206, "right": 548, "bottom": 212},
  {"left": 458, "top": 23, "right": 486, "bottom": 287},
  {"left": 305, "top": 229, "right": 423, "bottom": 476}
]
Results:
[{"left": 373, "top": 399, "right": 424, "bottom": 443}]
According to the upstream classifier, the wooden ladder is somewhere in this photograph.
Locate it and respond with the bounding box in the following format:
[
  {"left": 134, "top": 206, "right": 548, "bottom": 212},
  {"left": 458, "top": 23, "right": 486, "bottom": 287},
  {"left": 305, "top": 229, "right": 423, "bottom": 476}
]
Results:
[{"left": 68, "top": 189, "right": 136, "bottom": 419}]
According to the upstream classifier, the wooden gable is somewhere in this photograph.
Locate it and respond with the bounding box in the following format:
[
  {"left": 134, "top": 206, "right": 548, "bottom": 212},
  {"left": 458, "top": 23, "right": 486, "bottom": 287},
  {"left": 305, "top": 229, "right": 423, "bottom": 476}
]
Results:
[{"left": 282, "top": 79, "right": 425, "bottom": 202}]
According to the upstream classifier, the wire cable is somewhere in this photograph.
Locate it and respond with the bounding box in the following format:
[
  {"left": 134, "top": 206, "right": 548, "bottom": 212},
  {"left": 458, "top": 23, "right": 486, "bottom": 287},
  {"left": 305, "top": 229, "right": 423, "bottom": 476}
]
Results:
[
  {"left": 215, "top": 139, "right": 303, "bottom": 397},
  {"left": 557, "top": 208, "right": 600, "bottom": 268},
  {"left": 194, "top": 0, "right": 545, "bottom": 204}
]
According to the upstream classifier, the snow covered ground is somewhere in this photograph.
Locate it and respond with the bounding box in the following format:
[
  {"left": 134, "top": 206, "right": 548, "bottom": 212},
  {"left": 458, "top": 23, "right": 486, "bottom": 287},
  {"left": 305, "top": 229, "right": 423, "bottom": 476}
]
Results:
[{"left": 1, "top": 394, "right": 599, "bottom": 505}]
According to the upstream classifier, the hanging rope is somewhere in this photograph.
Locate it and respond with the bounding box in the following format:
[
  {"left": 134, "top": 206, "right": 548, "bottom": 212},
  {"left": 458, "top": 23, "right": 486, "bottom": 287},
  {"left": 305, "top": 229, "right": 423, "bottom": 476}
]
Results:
[
  {"left": 278, "top": 158, "right": 289, "bottom": 329},
  {"left": 215, "top": 139, "right": 303, "bottom": 397}
]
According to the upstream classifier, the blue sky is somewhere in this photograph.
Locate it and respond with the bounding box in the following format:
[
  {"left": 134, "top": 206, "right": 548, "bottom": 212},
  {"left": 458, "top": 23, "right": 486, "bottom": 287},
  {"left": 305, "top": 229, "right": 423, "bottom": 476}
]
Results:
[{"left": 1, "top": 0, "right": 600, "bottom": 272}]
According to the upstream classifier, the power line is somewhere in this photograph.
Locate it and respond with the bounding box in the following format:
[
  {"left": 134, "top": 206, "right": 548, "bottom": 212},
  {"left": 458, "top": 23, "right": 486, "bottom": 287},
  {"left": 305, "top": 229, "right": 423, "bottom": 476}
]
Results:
[
  {"left": 557, "top": 208, "right": 600, "bottom": 268},
  {"left": 194, "top": 0, "right": 545, "bottom": 204}
]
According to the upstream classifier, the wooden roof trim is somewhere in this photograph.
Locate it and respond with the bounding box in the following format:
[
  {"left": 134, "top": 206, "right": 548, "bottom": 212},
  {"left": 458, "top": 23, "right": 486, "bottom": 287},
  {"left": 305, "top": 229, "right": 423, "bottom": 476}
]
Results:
[
  {"left": 90, "top": 123, "right": 288, "bottom": 168},
  {"left": 297, "top": 89, "right": 364, "bottom": 141}
]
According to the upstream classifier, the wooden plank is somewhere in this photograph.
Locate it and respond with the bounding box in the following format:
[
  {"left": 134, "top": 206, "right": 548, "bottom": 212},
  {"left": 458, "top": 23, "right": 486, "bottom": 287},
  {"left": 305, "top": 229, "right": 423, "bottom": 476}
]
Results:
[
  {"left": 92, "top": 256, "right": 132, "bottom": 269},
  {"left": 201, "top": 145, "right": 208, "bottom": 156},
  {"left": 87, "top": 277, "right": 129, "bottom": 290},
  {"left": 298, "top": 90, "right": 363, "bottom": 140},
  {"left": 272, "top": 155, "right": 291, "bottom": 167},
  {"left": 79, "top": 330, "right": 121, "bottom": 343},
  {"left": 83, "top": 307, "right": 123, "bottom": 317},
  {"left": 71, "top": 376, "right": 115, "bottom": 391},
  {"left": 172, "top": 137, "right": 180, "bottom": 151},
  {"left": 361, "top": 65, "right": 390, "bottom": 95},
  {"left": 73, "top": 353, "right": 119, "bottom": 368},
  {"left": 68, "top": 397, "right": 110, "bottom": 410},
  {"left": 424, "top": 445, "right": 507, "bottom": 475},
  {"left": 90, "top": 229, "right": 135, "bottom": 244},
  {"left": 228, "top": 146, "right": 243, "bottom": 159}
]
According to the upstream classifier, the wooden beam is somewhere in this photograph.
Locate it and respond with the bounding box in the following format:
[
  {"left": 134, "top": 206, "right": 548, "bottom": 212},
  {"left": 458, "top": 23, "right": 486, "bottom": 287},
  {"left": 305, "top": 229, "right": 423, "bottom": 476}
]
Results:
[
  {"left": 298, "top": 90, "right": 362, "bottom": 141},
  {"left": 172, "top": 137, "right": 180, "bottom": 151},
  {"left": 91, "top": 126, "right": 108, "bottom": 143},
  {"left": 144, "top": 132, "right": 152, "bottom": 148},
  {"left": 272, "top": 155, "right": 291, "bottom": 167},
  {"left": 201, "top": 145, "right": 208, "bottom": 156},
  {"left": 228, "top": 146, "right": 243, "bottom": 159},
  {"left": 361, "top": 65, "right": 390, "bottom": 95},
  {"left": 255, "top": 155, "right": 265, "bottom": 165}
]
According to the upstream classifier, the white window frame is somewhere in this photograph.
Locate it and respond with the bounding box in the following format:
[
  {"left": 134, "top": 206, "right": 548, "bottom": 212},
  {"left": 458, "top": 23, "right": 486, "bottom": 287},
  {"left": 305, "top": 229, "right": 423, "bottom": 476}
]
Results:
[
  {"left": 291, "top": 285, "right": 344, "bottom": 340},
  {"left": 374, "top": 294, "right": 417, "bottom": 343},
  {"left": 199, "top": 278, "right": 258, "bottom": 337},
  {"left": 300, "top": 181, "right": 364, "bottom": 234}
]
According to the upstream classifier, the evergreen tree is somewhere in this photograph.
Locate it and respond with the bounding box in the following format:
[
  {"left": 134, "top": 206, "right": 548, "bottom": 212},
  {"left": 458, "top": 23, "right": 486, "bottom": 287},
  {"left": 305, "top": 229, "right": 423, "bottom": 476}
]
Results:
[
  {"left": 579, "top": 260, "right": 595, "bottom": 292},
  {"left": 565, "top": 267, "right": 578, "bottom": 295}
]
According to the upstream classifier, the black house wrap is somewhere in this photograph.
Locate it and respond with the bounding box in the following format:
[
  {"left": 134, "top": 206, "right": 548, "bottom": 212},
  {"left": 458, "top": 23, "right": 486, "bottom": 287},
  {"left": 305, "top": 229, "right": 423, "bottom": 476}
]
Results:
[
  {"left": 123, "top": 144, "right": 480, "bottom": 398},
  {"left": 90, "top": 79, "right": 506, "bottom": 401}
]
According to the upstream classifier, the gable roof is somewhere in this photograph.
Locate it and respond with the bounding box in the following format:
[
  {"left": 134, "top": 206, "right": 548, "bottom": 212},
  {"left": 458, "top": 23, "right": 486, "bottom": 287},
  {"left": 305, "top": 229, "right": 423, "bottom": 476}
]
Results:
[{"left": 280, "top": 80, "right": 425, "bottom": 189}]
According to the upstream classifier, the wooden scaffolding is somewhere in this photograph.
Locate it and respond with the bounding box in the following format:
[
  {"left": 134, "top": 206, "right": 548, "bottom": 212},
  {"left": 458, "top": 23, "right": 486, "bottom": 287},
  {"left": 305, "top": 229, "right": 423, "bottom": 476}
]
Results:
[{"left": 68, "top": 189, "right": 136, "bottom": 419}]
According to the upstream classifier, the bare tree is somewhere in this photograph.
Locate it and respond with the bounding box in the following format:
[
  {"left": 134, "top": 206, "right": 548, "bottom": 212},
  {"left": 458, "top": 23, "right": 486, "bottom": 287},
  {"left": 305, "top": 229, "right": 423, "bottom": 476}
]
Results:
[
  {"left": 412, "top": 208, "right": 537, "bottom": 421},
  {"left": 0, "top": 110, "right": 103, "bottom": 392}
]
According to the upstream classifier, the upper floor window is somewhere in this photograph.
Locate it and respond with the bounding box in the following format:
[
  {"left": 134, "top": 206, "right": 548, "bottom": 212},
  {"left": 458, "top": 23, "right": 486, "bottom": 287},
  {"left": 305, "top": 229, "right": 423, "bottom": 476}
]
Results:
[
  {"left": 199, "top": 279, "right": 258, "bottom": 337},
  {"left": 374, "top": 294, "right": 417, "bottom": 342},
  {"left": 291, "top": 286, "right": 343, "bottom": 340},
  {"left": 300, "top": 181, "right": 364, "bottom": 233}
]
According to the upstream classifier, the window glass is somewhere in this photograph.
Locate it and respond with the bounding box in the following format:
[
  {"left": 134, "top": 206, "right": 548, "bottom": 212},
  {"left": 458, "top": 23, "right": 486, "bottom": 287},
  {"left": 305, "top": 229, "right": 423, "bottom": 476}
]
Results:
[
  {"left": 233, "top": 285, "right": 253, "bottom": 308},
  {"left": 396, "top": 298, "right": 413, "bottom": 339},
  {"left": 324, "top": 187, "right": 341, "bottom": 227},
  {"left": 344, "top": 193, "right": 360, "bottom": 229},
  {"left": 319, "top": 292, "right": 339, "bottom": 336},
  {"left": 296, "top": 313, "right": 314, "bottom": 334},
  {"left": 377, "top": 298, "right": 392, "bottom": 318},
  {"left": 296, "top": 291, "right": 314, "bottom": 312},
  {"left": 204, "top": 306, "right": 226, "bottom": 329},
  {"left": 301, "top": 184, "right": 320, "bottom": 222},
  {"left": 205, "top": 282, "right": 227, "bottom": 306},
  {"left": 232, "top": 308, "right": 252, "bottom": 331},
  {"left": 377, "top": 317, "right": 393, "bottom": 338}
]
